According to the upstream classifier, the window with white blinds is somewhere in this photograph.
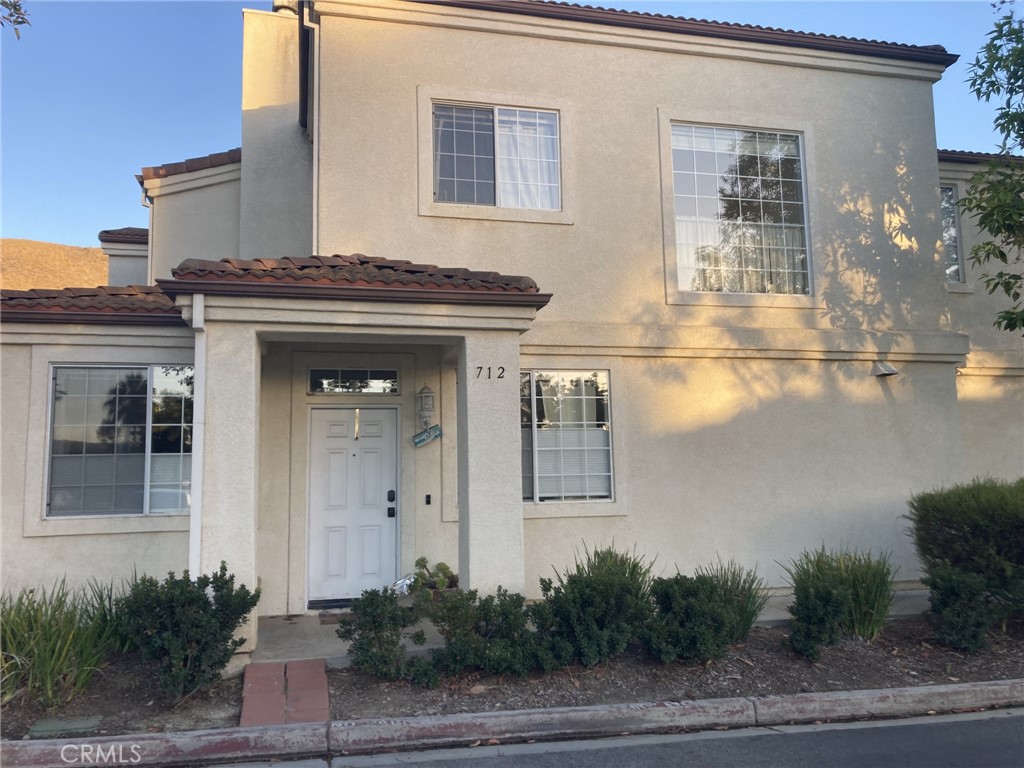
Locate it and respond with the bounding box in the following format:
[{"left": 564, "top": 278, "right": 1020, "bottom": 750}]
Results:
[{"left": 521, "top": 370, "right": 612, "bottom": 502}]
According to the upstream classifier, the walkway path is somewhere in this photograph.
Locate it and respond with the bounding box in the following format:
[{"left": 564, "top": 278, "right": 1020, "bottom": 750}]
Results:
[{"left": 239, "top": 659, "right": 329, "bottom": 726}]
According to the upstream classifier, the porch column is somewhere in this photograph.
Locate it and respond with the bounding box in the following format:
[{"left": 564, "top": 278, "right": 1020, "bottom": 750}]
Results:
[
  {"left": 198, "top": 322, "right": 261, "bottom": 642},
  {"left": 456, "top": 331, "right": 526, "bottom": 594}
]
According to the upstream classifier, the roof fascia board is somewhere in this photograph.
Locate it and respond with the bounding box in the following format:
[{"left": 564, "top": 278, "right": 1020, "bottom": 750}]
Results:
[
  {"left": 100, "top": 243, "right": 148, "bottom": 259},
  {"left": 158, "top": 278, "right": 552, "bottom": 309},
  {"left": 142, "top": 164, "right": 241, "bottom": 199},
  {"left": 0, "top": 311, "right": 186, "bottom": 326},
  {"left": 312, "top": 0, "right": 951, "bottom": 81}
]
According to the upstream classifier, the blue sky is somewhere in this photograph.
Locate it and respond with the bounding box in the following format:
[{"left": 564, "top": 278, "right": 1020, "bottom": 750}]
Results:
[{"left": 1, "top": 0, "right": 1005, "bottom": 247}]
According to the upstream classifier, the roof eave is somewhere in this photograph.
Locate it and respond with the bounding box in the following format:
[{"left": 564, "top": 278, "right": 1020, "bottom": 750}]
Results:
[
  {"left": 157, "top": 278, "right": 552, "bottom": 309},
  {"left": 411, "top": 0, "right": 959, "bottom": 68},
  {"left": 0, "top": 310, "right": 186, "bottom": 326}
]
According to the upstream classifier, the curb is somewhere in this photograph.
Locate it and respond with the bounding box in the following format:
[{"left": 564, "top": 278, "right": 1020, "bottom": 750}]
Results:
[{"left": 3, "top": 679, "right": 1022, "bottom": 767}]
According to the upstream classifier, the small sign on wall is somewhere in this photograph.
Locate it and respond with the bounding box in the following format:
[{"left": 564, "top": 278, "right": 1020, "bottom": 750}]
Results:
[{"left": 413, "top": 424, "right": 442, "bottom": 447}]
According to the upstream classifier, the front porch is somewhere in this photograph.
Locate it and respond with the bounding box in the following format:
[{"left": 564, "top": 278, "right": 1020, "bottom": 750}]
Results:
[{"left": 157, "top": 253, "right": 551, "bottom": 647}]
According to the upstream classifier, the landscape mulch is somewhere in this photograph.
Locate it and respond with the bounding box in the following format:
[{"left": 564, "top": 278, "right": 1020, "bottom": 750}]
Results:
[{"left": 3, "top": 615, "right": 1022, "bottom": 742}]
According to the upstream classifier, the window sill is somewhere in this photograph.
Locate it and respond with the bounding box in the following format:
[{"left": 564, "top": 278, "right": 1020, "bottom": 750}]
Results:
[
  {"left": 24, "top": 513, "right": 190, "bottom": 538},
  {"left": 667, "top": 291, "right": 817, "bottom": 309},
  {"left": 418, "top": 200, "right": 573, "bottom": 226},
  {"left": 523, "top": 500, "right": 625, "bottom": 519},
  {"left": 945, "top": 282, "right": 975, "bottom": 295}
]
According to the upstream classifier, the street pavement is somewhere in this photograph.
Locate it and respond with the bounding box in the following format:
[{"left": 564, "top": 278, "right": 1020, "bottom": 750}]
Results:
[
  {"left": 3, "top": 680, "right": 1022, "bottom": 767},
  {"left": 226, "top": 709, "right": 1024, "bottom": 768}
]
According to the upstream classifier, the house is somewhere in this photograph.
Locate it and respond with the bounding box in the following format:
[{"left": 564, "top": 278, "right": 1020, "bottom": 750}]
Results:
[{"left": 3, "top": 0, "right": 1022, "bottom": 649}]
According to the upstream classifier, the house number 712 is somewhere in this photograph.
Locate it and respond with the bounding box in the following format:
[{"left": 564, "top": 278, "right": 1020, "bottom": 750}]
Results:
[{"left": 475, "top": 366, "right": 505, "bottom": 379}]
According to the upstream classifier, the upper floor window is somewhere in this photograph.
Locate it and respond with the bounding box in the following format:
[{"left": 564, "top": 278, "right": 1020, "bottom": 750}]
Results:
[
  {"left": 433, "top": 104, "right": 560, "bottom": 211},
  {"left": 48, "top": 365, "right": 193, "bottom": 517},
  {"left": 940, "top": 185, "right": 965, "bottom": 283},
  {"left": 671, "top": 124, "right": 810, "bottom": 295}
]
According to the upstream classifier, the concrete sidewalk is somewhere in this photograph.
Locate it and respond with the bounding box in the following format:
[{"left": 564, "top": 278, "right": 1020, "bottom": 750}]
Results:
[{"left": 4, "top": 679, "right": 1021, "bottom": 767}]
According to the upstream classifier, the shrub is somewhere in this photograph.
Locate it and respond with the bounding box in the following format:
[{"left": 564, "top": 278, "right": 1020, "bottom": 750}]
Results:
[
  {"left": 0, "top": 579, "right": 124, "bottom": 707},
  {"left": 908, "top": 478, "right": 1024, "bottom": 624},
  {"left": 411, "top": 557, "right": 459, "bottom": 592},
  {"left": 838, "top": 550, "right": 896, "bottom": 641},
  {"left": 643, "top": 574, "right": 734, "bottom": 664},
  {"left": 924, "top": 562, "right": 997, "bottom": 653},
  {"left": 427, "top": 587, "right": 538, "bottom": 677},
  {"left": 337, "top": 587, "right": 429, "bottom": 683},
  {"left": 694, "top": 559, "right": 769, "bottom": 644},
  {"left": 783, "top": 549, "right": 852, "bottom": 661},
  {"left": 118, "top": 562, "right": 259, "bottom": 700},
  {"left": 530, "top": 545, "right": 654, "bottom": 668}
]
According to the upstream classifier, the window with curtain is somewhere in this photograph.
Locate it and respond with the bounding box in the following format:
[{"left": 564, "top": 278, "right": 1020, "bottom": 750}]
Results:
[
  {"left": 940, "top": 185, "right": 965, "bottom": 283},
  {"left": 47, "top": 365, "right": 193, "bottom": 516},
  {"left": 521, "top": 370, "right": 612, "bottom": 502},
  {"left": 433, "top": 103, "right": 560, "bottom": 211},
  {"left": 671, "top": 123, "right": 810, "bottom": 295}
]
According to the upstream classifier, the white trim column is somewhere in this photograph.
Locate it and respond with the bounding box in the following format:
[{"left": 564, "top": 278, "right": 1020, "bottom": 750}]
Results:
[{"left": 456, "top": 330, "right": 526, "bottom": 595}]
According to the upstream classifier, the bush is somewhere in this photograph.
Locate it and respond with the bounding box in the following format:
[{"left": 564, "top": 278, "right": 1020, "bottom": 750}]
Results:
[
  {"left": 411, "top": 557, "right": 459, "bottom": 592},
  {"left": 530, "top": 545, "right": 654, "bottom": 668},
  {"left": 1, "top": 579, "right": 124, "bottom": 707},
  {"left": 783, "top": 549, "right": 852, "bottom": 661},
  {"left": 427, "top": 587, "right": 539, "bottom": 677},
  {"left": 118, "top": 562, "right": 259, "bottom": 700},
  {"left": 694, "top": 559, "right": 769, "bottom": 644},
  {"left": 643, "top": 574, "right": 734, "bottom": 664},
  {"left": 925, "top": 563, "right": 997, "bottom": 653},
  {"left": 908, "top": 478, "right": 1024, "bottom": 626},
  {"left": 838, "top": 550, "right": 896, "bottom": 641},
  {"left": 337, "top": 588, "right": 431, "bottom": 684}
]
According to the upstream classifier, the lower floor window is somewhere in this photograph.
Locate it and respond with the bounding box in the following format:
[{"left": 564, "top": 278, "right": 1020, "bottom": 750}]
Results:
[
  {"left": 47, "top": 365, "right": 194, "bottom": 516},
  {"left": 521, "top": 370, "right": 612, "bottom": 502}
]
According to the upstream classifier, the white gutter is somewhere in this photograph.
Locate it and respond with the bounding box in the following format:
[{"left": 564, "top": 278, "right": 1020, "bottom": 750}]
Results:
[{"left": 188, "top": 293, "right": 207, "bottom": 574}]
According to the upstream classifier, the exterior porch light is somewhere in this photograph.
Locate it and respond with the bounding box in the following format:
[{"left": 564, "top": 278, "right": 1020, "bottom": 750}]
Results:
[{"left": 417, "top": 385, "right": 436, "bottom": 428}]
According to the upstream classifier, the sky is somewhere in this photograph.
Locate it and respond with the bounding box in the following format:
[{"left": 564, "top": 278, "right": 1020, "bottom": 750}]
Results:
[{"left": 0, "top": 0, "right": 1008, "bottom": 247}]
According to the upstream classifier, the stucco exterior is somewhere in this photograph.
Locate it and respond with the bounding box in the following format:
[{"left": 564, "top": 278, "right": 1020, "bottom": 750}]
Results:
[{"left": 2, "top": 0, "right": 1022, "bottom": 626}]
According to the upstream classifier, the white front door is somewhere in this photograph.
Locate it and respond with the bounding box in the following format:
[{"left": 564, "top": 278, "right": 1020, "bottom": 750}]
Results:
[{"left": 308, "top": 407, "right": 398, "bottom": 602}]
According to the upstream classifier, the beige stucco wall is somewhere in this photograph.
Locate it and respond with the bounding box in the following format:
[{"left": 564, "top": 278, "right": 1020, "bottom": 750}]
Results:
[
  {"left": 299, "top": 1, "right": 988, "bottom": 592},
  {"left": 146, "top": 167, "right": 241, "bottom": 281},
  {"left": 240, "top": 10, "right": 313, "bottom": 261},
  {"left": 1, "top": 325, "right": 195, "bottom": 594},
  {"left": 939, "top": 160, "right": 1024, "bottom": 482}
]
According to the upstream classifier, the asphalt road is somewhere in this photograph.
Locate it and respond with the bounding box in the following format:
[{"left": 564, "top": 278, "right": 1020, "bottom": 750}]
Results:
[{"left": 227, "top": 708, "right": 1024, "bottom": 768}]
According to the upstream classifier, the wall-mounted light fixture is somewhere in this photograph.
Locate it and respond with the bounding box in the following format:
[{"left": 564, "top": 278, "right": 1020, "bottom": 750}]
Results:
[
  {"left": 417, "top": 385, "right": 436, "bottom": 428},
  {"left": 871, "top": 361, "right": 900, "bottom": 377}
]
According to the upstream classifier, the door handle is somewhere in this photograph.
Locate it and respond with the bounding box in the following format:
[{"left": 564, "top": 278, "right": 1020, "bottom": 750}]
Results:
[{"left": 387, "top": 490, "right": 396, "bottom": 502}]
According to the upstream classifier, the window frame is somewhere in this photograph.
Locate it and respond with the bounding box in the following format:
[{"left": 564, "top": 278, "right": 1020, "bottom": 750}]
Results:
[
  {"left": 45, "top": 363, "right": 194, "bottom": 519},
  {"left": 659, "top": 111, "right": 817, "bottom": 309},
  {"left": 417, "top": 85, "right": 574, "bottom": 225},
  {"left": 940, "top": 183, "right": 967, "bottom": 285},
  {"left": 520, "top": 369, "right": 615, "bottom": 505}
]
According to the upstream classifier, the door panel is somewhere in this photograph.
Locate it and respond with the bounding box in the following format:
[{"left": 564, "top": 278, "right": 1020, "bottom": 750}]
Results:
[{"left": 308, "top": 408, "right": 398, "bottom": 601}]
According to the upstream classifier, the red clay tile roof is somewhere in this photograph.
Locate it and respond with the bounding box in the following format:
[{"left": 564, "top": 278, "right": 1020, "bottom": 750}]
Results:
[
  {"left": 415, "top": 0, "right": 958, "bottom": 67},
  {"left": 1, "top": 285, "right": 184, "bottom": 325},
  {"left": 140, "top": 148, "right": 241, "bottom": 182},
  {"left": 159, "top": 253, "right": 551, "bottom": 308},
  {"left": 938, "top": 148, "right": 1023, "bottom": 165},
  {"left": 97, "top": 227, "right": 149, "bottom": 244}
]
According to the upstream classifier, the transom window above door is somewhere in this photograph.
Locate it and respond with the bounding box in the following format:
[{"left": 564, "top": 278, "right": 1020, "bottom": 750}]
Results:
[
  {"left": 309, "top": 369, "right": 399, "bottom": 394},
  {"left": 432, "top": 103, "right": 561, "bottom": 211}
]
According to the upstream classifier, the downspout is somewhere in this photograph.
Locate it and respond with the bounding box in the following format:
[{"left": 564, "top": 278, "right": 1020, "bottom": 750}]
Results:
[
  {"left": 301, "top": 1, "right": 321, "bottom": 255},
  {"left": 188, "top": 293, "right": 207, "bottom": 574}
]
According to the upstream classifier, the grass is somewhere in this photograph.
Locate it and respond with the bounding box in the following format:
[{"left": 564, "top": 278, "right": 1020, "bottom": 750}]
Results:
[
  {"left": 694, "top": 558, "right": 770, "bottom": 643},
  {"left": 1, "top": 579, "right": 129, "bottom": 707}
]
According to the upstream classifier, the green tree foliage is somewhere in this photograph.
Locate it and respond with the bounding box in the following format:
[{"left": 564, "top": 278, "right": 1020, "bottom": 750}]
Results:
[
  {"left": 1, "top": 0, "right": 29, "bottom": 38},
  {"left": 962, "top": 10, "right": 1024, "bottom": 332}
]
